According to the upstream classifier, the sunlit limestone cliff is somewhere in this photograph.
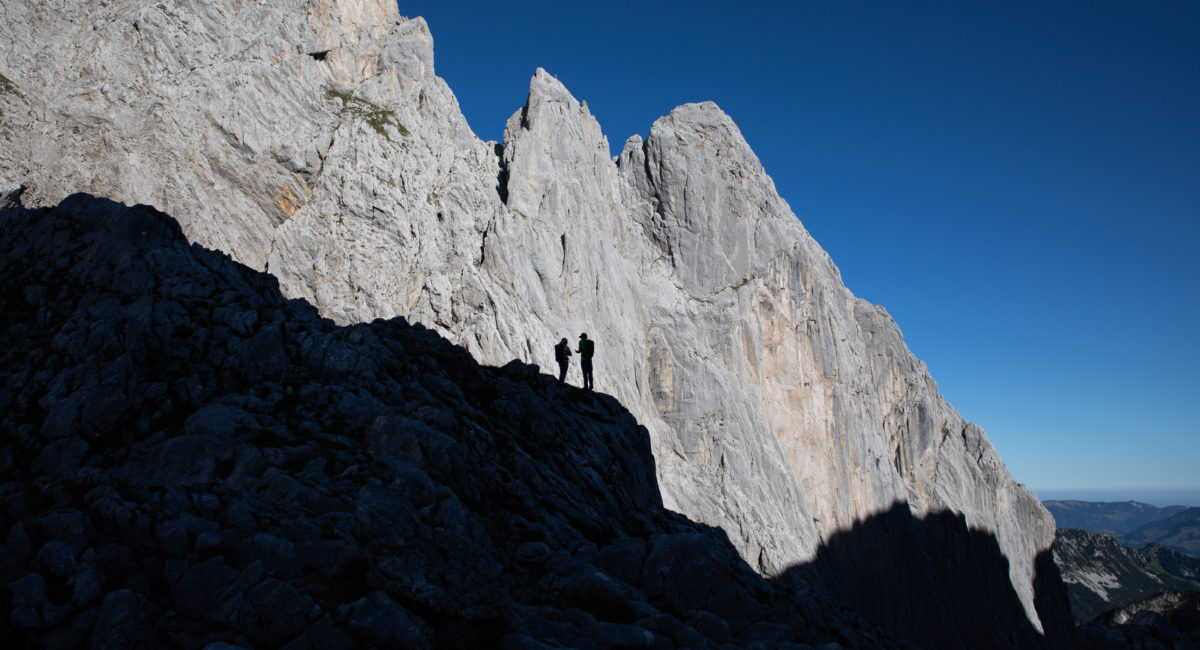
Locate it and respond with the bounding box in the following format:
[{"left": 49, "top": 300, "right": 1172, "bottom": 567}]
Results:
[{"left": 0, "top": 1, "right": 1072, "bottom": 647}]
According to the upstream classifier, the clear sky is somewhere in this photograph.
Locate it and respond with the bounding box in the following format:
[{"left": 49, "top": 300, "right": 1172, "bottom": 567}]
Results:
[{"left": 399, "top": 1, "right": 1200, "bottom": 496}]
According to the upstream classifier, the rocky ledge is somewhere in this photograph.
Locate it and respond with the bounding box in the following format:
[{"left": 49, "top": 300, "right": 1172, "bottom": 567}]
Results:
[{"left": 0, "top": 194, "right": 910, "bottom": 649}]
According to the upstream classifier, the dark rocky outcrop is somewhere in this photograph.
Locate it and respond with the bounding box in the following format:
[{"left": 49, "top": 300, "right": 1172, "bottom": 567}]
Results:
[
  {"left": 1, "top": 194, "right": 922, "bottom": 649},
  {"left": 1079, "top": 591, "right": 1200, "bottom": 649}
]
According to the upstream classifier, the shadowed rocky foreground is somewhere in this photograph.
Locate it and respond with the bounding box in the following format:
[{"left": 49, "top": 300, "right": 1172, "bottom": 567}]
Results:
[
  {"left": 0, "top": 194, "right": 1072, "bottom": 649},
  {"left": 1079, "top": 591, "right": 1200, "bottom": 649}
]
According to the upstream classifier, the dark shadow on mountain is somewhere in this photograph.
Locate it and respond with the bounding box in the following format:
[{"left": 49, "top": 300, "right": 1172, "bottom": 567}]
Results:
[
  {"left": 0, "top": 194, "right": 1073, "bottom": 649},
  {"left": 1035, "top": 539, "right": 1077, "bottom": 648},
  {"left": 783, "top": 504, "right": 1074, "bottom": 650}
]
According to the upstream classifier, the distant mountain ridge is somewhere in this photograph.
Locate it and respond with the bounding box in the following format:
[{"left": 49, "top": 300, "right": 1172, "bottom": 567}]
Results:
[
  {"left": 1043, "top": 500, "right": 1190, "bottom": 534},
  {"left": 1121, "top": 508, "right": 1200, "bottom": 558},
  {"left": 1044, "top": 500, "right": 1200, "bottom": 557}
]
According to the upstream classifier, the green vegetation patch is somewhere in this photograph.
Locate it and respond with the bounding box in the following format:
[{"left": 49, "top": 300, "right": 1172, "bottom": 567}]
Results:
[
  {"left": 324, "top": 87, "right": 409, "bottom": 141},
  {"left": 730, "top": 275, "right": 754, "bottom": 291}
]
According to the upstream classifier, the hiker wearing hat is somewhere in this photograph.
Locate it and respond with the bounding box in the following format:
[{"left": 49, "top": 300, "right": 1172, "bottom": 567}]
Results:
[
  {"left": 577, "top": 333, "right": 595, "bottom": 390},
  {"left": 554, "top": 337, "right": 572, "bottom": 384}
]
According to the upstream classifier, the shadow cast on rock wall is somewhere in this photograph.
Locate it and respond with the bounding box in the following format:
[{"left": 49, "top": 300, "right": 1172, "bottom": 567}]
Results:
[
  {"left": 789, "top": 504, "right": 1075, "bottom": 650},
  {"left": 0, "top": 194, "right": 1072, "bottom": 649}
]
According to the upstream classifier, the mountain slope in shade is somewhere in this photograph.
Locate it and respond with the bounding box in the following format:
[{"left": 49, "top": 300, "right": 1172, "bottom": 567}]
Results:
[{"left": 1053, "top": 528, "right": 1200, "bottom": 622}]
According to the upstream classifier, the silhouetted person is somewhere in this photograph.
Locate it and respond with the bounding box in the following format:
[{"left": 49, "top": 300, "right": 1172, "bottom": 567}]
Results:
[
  {"left": 577, "top": 332, "right": 595, "bottom": 390},
  {"left": 554, "top": 337, "right": 571, "bottom": 384}
]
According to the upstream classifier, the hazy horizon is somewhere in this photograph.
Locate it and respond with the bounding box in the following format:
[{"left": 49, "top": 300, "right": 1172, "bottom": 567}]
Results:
[{"left": 1036, "top": 488, "right": 1200, "bottom": 508}]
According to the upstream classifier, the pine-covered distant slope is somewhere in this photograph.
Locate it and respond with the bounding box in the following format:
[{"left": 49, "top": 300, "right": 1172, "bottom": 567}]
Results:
[
  {"left": 1043, "top": 500, "right": 1188, "bottom": 534},
  {"left": 1120, "top": 508, "right": 1200, "bottom": 557},
  {"left": 1053, "top": 528, "right": 1200, "bottom": 622}
]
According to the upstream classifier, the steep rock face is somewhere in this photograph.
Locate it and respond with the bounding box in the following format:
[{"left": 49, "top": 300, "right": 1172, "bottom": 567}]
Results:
[
  {"left": 618, "top": 101, "right": 1056, "bottom": 629},
  {"left": 2, "top": 0, "right": 342, "bottom": 267},
  {"left": 492, "top": 73, "right": 825, "bottom": 576},
  {"left": 0, "top": 0, "right": 1068, "bottom": 644}
]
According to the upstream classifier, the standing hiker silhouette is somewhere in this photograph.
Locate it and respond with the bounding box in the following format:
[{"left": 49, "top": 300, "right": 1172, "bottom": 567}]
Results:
[
  {"left": 577, "top": 332, "right": 595, "bottom": 390},
  {"left": 554, "top": 337, "right": 572, "bottom": 384}
]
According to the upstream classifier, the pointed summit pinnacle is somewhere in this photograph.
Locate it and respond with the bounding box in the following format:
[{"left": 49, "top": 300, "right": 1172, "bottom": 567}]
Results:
[{"left": 529, "top": 67, "right": 574, "bottom": 103}]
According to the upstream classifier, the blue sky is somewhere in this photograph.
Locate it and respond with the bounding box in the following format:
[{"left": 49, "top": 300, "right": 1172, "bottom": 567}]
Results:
[{"left": 400, "top": 1, "right": 1200, "bottom": 497}]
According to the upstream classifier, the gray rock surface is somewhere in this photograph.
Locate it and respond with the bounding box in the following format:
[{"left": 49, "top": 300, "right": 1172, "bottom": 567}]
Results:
[{"left": 1, "top": 0, "right": 1067, "bottom": 644}]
